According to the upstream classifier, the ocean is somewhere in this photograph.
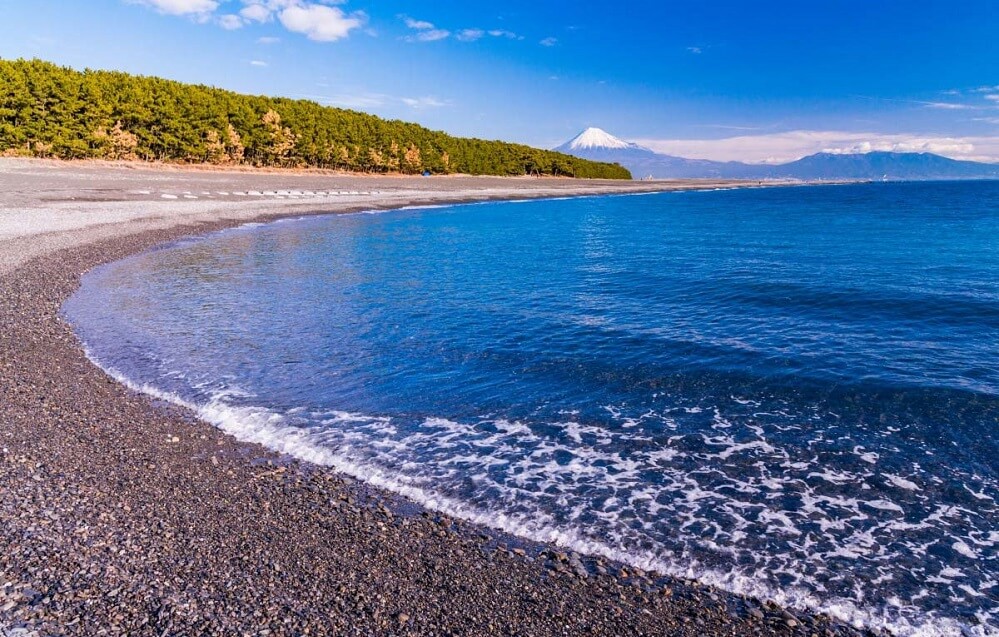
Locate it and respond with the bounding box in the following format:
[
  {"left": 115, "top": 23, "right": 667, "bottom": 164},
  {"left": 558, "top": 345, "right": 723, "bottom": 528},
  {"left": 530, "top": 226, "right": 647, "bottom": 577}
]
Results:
[{"left": 64, "top": 182, "right": 999, "bottom": 636}]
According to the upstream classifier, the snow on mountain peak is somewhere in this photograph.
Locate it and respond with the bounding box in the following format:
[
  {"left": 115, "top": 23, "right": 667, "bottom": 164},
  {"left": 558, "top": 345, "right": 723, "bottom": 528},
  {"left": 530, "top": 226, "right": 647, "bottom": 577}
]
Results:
[{"left": 567, "top": 127, "right": 635, "bottom": 150}]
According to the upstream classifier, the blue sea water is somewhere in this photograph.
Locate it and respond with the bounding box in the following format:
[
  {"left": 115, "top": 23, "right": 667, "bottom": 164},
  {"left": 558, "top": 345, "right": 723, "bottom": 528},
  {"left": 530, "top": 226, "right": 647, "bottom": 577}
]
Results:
[{"left": 65, "top": 182, "right": 998, "bottom": 636}]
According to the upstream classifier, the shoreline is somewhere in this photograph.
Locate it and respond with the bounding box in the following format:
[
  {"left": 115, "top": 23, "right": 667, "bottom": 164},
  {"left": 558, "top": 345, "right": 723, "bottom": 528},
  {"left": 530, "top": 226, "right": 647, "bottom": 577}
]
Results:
[
  {"left": 0, "top": 157, "right": 808, "bottom": 277},
  {"left": 0, "top": 159, "right": 872, "bottom": 636}
]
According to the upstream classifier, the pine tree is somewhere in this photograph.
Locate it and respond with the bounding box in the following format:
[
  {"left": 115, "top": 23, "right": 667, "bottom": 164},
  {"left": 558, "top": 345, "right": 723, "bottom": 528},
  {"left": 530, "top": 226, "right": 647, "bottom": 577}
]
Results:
[{"left": 0, "top": 58, "right": 632, "bottom": 179}]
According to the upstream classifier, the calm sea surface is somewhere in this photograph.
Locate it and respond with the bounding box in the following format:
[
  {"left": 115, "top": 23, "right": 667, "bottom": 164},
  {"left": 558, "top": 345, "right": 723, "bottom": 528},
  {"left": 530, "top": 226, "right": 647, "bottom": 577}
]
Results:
[{"left": 65, "top": 182, "right": 999, "bottom": 636}]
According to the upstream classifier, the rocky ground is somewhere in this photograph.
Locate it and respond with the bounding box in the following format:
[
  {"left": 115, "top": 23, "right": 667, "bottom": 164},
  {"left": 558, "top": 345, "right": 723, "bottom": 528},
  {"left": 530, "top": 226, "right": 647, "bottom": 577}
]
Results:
[{"left": 0, "top": 160, "right": 881, "bottom": 636}]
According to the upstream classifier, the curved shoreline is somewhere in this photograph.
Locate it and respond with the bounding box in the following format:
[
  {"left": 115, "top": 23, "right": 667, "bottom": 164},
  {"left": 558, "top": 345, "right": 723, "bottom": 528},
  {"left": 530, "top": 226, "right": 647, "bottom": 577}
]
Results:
[{"left": 0, "top": 161, "right": 873, "bottom": 636}]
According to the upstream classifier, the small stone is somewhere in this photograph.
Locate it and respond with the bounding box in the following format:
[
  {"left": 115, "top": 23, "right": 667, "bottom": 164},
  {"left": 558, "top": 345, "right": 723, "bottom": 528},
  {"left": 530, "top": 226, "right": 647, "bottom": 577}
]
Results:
[{"left": 397, "top": 613, "right": 409, "bottom": 624}]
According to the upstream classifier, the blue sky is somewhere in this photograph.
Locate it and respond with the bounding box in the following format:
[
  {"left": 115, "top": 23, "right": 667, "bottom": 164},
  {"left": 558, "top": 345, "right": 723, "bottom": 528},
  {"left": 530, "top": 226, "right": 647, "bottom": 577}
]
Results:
[{"left": 1, "top": 0, "right": 997, "bottom": 163}]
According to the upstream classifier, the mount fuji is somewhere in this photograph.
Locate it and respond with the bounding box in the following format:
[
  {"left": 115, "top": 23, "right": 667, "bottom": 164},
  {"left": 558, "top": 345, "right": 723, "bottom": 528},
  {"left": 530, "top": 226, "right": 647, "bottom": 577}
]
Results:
[
  {"left": 554, "top": 128, "right": 999, "bottom": 181},
  {"left": 557, "top": 127, "right": 646, "bottom": 152},
  {"left": 554, "top": 128, "right": 764, "bottom": 179}
]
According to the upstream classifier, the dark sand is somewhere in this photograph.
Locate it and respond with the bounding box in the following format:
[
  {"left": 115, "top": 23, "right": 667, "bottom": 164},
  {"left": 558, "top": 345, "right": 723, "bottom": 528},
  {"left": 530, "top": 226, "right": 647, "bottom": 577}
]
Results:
[{"left": 0, "top": 160, "right": 872, "bottom": 636}]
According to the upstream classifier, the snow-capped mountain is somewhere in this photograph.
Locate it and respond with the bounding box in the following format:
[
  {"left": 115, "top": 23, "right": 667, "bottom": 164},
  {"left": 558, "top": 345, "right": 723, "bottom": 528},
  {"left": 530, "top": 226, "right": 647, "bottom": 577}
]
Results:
[
  {"left": 554, "top": 128, "right": 999, "bottom": 181},
  {"left": 555, "top": 128, "right": 756, "bottom": 179},
  {"left": 557, "top": 127, "right": 647, "bottom": 151}
]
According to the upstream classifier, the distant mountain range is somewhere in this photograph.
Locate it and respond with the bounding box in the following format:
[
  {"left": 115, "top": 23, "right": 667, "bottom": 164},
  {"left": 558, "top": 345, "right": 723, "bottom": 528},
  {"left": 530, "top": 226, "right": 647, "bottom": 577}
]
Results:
[{"left": 555, "top": 128, "right": 999, "bottom": 181}]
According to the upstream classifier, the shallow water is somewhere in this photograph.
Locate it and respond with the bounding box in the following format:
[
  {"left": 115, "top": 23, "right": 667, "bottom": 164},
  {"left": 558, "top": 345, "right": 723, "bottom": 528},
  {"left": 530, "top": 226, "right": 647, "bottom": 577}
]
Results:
[{"left": 65, "top": 182, "right": 999, "bottom": 636}]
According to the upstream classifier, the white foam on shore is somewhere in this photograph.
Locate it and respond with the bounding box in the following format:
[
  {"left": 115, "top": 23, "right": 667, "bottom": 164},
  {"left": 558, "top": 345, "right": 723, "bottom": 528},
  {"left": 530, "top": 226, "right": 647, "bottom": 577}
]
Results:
[{"left": 76, "top": 344, "right": 996, "bottom": 637}]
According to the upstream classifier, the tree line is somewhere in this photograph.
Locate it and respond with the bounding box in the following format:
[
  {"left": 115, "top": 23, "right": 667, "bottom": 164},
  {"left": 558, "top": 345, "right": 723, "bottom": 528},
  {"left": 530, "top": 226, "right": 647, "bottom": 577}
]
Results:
[{"left": 0, "top": 59, "right": 631, "bottom": 179}]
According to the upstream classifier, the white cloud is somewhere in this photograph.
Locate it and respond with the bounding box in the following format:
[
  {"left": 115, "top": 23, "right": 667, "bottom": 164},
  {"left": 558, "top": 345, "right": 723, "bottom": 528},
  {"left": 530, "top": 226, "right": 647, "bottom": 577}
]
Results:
[
  {"left": 456, "top": 29, "right": 484, "bottom": 42},
  {"left": 401, "top": 96, "right": 450, "bottom": 109},
  {"left": 686, "top": 46, "right": 702, "bottom": 54},
  {"left": 250, "top": 60, "right": 268, "bottom": 66},
  {"left": 632, "top": 130, "right": 999, "bottom": 164},
  {"left": 408, "top": 29, "right": 449, "bottom": 42},
  {"left": 938, "top": 87, "right": 999, "bottom": 108},
  {"left": 401, "top": 16, "right": 449, "bottom": 42},
  {"left": 404, "top": 17, "right": 435, "bottom": 30},
  {"left": 539, "top": 37, "right": 557, "bottom": 47},
  {"left": 129, "top": 0, "right": 218, "bottom": 15},
  {"left": 218, "top": 14, "right": 244, "bottom": 29},
  {"left": 922, "top": 101, "right": 974, "bottom": 110},
  {"left": 131, "top": 0, "right": 364, "bottom": 42},
  {"left": 279, "top": 4, "right": 364, "bottom": 42},
  {"left": 488, "top": 29, "right": 521, "bottom": 40},
  {"left": 240, "top": 3, "right": 271, "bottom": 22},
  {"left": 257, "top": 35, "right": 280, "bottom": 44}
]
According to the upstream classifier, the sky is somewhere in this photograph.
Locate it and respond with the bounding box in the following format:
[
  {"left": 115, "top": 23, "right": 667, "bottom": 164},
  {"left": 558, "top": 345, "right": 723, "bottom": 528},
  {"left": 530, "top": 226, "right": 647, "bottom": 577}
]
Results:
[{"left": 1, "top": 0, "right": 997, "bottom": 163}]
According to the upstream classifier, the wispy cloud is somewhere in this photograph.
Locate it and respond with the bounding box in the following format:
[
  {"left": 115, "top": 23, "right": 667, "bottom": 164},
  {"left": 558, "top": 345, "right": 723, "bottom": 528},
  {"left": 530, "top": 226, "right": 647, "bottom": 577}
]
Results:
[
  {"left": 539, "top": 37, "right": 558, "bottom": 47},
  {"left": 855, "top": 94, "right": 992, "bottom": 112},
  {"left": 456, "top": 29, "right": 484, "bottom": 42},
  {"left": 401, "top": 96, "right": 450, "bottom": 109},
  {"left": 488, "top": 29, "right": 522, "bottom": 40},
  {"left": 403, "top": 18, "right": 434, "bottom": 30},
  {"left": 922, "top": 101, "right": 976, "bottom": 110},
  {"left": 686, "top": 46, "right": 702, "bottom": 54},
  {"left": 399, "top": 16, "right": 529, "bottom": 43},
  {"left": 256, "top": 35, "right": 280, "bottom": 44},
  {"left": 633, "top": 130, "right": 999, "bottom": 164},
  {"left": 401, "top": 16, "right": 450, "bottom": 42},
  {"left": 411, "top": 29, "right": 450, "bottom": 42},
  {"left": 249, "top": 59, "right": 268, "bottom": 67},
  {"left": 396, "top": 13, "right": 533, "bottom": 44}
]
